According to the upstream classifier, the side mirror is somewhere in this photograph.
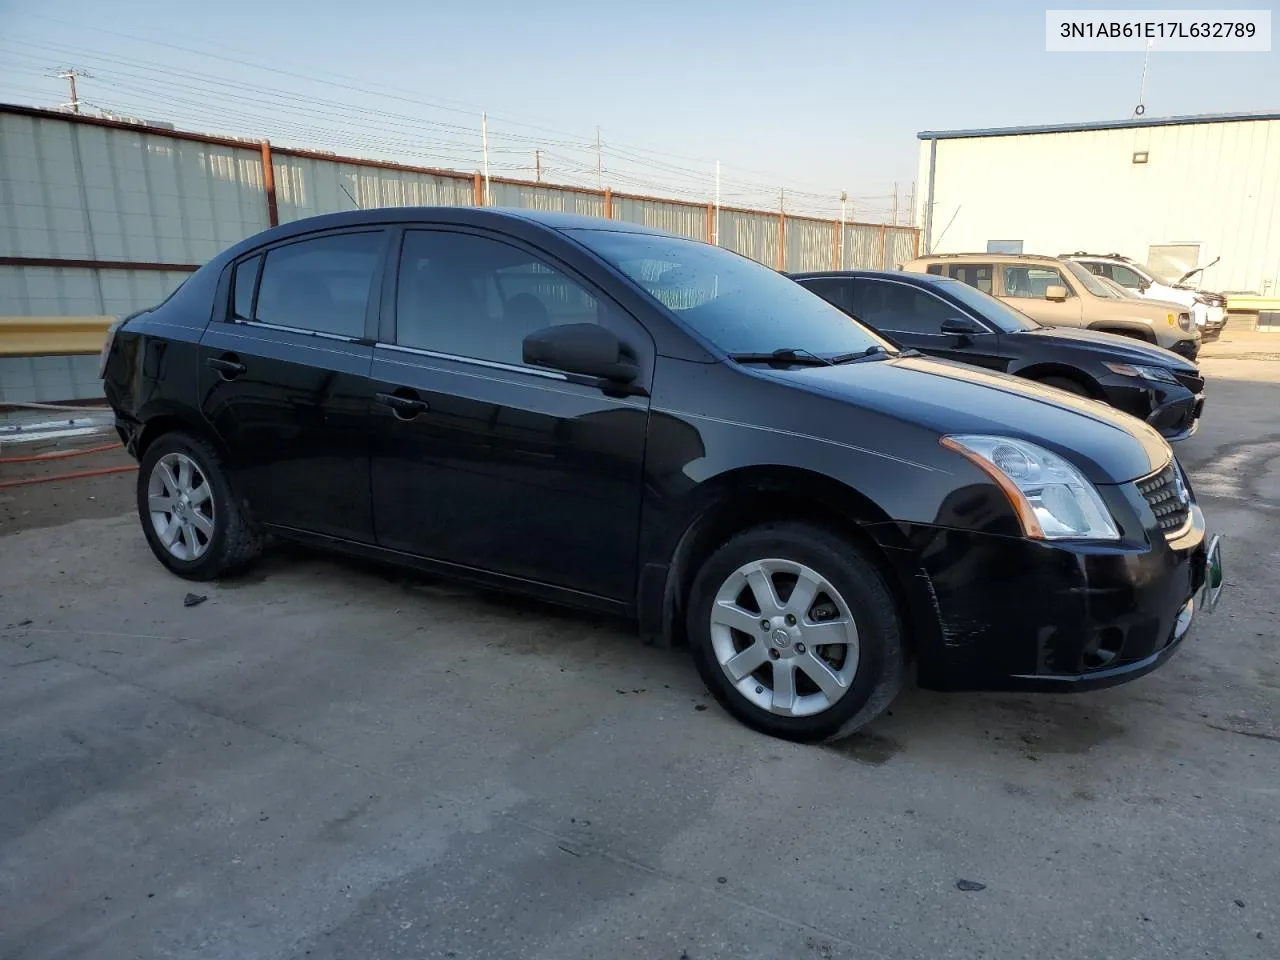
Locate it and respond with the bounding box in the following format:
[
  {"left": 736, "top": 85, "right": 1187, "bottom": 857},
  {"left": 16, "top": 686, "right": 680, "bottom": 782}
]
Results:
[
  {"left": 940, "top": 316, "right": 982, "bottom": 337},
  {"left": 1044, "top": 284, "right": 1068, "bottom": 302},
  {"left": 523, "top": 323, "right": 639, "bottom": 383}
]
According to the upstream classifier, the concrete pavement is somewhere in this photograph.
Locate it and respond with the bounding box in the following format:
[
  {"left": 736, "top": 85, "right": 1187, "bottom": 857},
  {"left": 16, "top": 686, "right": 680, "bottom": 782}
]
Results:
[{"left": 1, "top": 356, "right": 1277, "bottom": 959}]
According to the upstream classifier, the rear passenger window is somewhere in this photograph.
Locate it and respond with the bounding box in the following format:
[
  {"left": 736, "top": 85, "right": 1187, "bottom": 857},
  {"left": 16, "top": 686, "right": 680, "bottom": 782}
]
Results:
[
  {"left": 926, "top": 264, "right": 944, "bottom": 275},
  {"left": 231, "top": 255, "right": 261, "bottom": 320},
  {"left": 950, "top": 263, "right": 994, "bottom": 294},
  {"left": 252, "top": 232, "right": 383, "bottom": 338}
]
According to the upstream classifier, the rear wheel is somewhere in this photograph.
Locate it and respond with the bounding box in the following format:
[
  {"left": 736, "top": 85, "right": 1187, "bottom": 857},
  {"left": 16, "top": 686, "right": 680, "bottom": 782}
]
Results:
[
  {"left": 687, "top": 522, "right": 904, "bottom": 742},
  {"left": 137, "top": 431, "right": 262, "bottom": 580}
]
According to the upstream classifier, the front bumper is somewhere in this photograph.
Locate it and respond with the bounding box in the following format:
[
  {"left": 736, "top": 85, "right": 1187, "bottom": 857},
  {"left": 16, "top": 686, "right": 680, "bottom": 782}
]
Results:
[
  {"left": 1096, "top": 373, "right": 1202, "bottom": 441},
  {"left": 1169, "top": 338, "right": 1200, "bottom": 361},
  {"left": 894, "top": 500, "right": 1210, "bottom": 693}
]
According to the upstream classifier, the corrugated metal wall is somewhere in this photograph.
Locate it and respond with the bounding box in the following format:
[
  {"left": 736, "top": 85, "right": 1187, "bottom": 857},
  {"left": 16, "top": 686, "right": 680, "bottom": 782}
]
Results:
[
  {"left": 0, "top": 111, "right": 268, "bottom": 264},
  {"left": 1, "top": 104, "right": 918, "bottom": 402},
  {"left": 612, "top": 196, "right": 707, "bottom": 242},
  {"left": 917, "top": 117, "right": 1280, "bottom": 294},
  {"left": 490, "top": 182, "right": 604, "bottom": 217},
  {"left": 273, "top": 154, "right": 476, "bottom": 222}
]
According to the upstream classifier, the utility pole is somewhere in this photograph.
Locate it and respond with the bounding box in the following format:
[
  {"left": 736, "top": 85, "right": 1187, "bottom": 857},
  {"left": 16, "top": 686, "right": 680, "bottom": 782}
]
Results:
[
  {"left": 534, "top": 149, "right": 541, "bottom": 183},
  {"left": 595, "top": 126, "right": 603, "bottom": 191},
  {"left": 892, "top": 182, "right": 899, "bottom": 226},
  {"left": 907, "top": 180, "right": 916, "bottom": 226},
  {"left": 481, "top": 112, "right": 491, "bottom": 205},
  {"left": 56, "top": 68, "right": 88, "bottom": 114},
  {"left": 713, "top": 160, "right": 721, "bottom": 245},
  {"left": 839, "top": 191, "right": 847, "bottom": 270}
]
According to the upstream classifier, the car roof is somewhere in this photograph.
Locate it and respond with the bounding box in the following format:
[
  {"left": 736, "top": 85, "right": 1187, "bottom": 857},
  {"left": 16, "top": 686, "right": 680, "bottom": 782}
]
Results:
[
  {"left": 789, "top": 269, "right": 949, "bottom": 285},
  {"left": 907, "top": 253, "right": 1066, "bottom": 264},
  {"left": 251, "top": 206, "right": 669, "bottom": 242}
]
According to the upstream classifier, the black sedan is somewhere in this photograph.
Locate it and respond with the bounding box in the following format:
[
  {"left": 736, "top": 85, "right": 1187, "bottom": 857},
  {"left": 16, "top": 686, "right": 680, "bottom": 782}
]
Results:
[
  {"left": 790, "top": 270, "right": 1206, "bottom": 440},
  {"left": 100, "top": 208, "right": 1223, "bottom": 742}
]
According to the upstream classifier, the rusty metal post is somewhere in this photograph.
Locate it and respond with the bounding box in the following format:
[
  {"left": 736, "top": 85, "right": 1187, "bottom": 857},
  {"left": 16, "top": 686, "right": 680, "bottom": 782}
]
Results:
[
  {"left": 473, "top": 171, "right": 483, "bottom": 206},
  {"left": 259, "top": 139, "right": 279, "bottom": 227},
  {"left": 880, "top": 224, "right": 887, "bottom": 269},
  {"left": 913, "top": 228, "right": 920, "bottom": 259},
  {"left": 604, "top": 187, "right": 613, "bottom": 219},
  {"left": 706, "top": 203, "right": 714, "bottom": 244}
]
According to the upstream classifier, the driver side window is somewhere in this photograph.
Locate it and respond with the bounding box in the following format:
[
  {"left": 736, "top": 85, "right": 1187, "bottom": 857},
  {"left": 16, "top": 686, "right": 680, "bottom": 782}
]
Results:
[
  {"left": 1110, "top": 264, "right": 1145, "bottom": 288},
  {"left": 856, "top": 280, "right": 957, "bottom": 334},
  {"left": 395, "top": 230, "right": 608, "bottom": 366}
]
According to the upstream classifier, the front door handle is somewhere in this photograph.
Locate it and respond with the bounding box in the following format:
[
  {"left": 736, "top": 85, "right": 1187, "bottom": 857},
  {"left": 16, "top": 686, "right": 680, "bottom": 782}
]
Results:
[
  {"left": 375, "top": 391, "right": 429, "bottom": 420},
  {"left": 207, "top": 355, "right": 246, "bottom": 379}
]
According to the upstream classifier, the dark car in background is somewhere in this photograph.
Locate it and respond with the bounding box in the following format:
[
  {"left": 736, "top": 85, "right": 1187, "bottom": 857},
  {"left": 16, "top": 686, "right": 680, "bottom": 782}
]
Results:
[
  {"left": 791, "top": 270, "right": 1206, "bottom": 441},
  {"left": 101, "top": 209, "right": 1221, "bottom": 742}
]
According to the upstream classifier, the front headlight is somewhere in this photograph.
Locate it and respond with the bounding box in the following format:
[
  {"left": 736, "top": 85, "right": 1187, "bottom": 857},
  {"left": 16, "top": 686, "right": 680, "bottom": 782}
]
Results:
[
  {"left": 1177, "top": 311, "right": 1193, "bottom": 331},
  {"left": 1103, "top": 361, "right": 1179, "bottom": 384},
  {"left": 941, "top": 435, "right": 1121, "bottom": 540}
]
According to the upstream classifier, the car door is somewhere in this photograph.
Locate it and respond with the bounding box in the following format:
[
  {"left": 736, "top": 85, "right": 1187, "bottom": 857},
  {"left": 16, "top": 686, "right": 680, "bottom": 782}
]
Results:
[
  {"left": 997, "top": 263, "right": 1084, "bottom": 328},
  {"left": 198, "top": 229, "right": 387, "bottom": 542},
  {"left": 851, "top": 277, "right": 1004, "bottom": 368},
  {"left": 367, "top": 226, "right": 653, "bottom": 602}
]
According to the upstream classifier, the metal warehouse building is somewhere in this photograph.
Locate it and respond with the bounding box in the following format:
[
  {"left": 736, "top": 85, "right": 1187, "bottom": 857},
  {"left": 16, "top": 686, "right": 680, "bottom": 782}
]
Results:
[{"left": 914, "top": 112, "right": 1280, "bottom": 297}]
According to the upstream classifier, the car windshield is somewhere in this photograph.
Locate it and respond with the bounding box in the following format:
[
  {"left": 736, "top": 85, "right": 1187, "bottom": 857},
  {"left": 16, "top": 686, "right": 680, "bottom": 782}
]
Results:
[
  {"left": 567, "top": 229, "right": 895, "bottom": 356},
  {"left": 1064, "top": 260, "right": 1115, "bottom": 297},
  {"left": 931, "top": 277, "right": 1040, "bottom": 332},
  {"left": 1095, "top": 275, "right": 1141, "bottom": 300}
]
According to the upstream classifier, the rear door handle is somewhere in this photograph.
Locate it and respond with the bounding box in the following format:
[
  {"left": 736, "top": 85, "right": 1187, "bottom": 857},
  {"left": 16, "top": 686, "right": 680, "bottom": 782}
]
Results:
[
  {"left": 375, "top": 391, "right": 429, "bottom": 419},
  {"left": 207, "top": 355, "right": 246, "bottom": 378}
]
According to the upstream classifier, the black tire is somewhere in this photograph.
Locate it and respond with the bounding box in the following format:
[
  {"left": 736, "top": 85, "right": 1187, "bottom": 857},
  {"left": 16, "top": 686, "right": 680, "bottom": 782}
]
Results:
[
  {"left": 687, "top": 521, "right": 904, "bottom": 742},
  {"left": 1035, "top": 375, "right": 1092, "bottom": 397},
  {"left": 136, "top": 431, "right": 262, "bottom": 580}
]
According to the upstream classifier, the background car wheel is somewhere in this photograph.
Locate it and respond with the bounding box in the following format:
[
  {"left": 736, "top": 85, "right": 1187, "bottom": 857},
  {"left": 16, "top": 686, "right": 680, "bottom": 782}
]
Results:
[
  {"left": 137, "top": 431, "right": 262, "bottom": 581},
  {"left": 1036, "top": 375, "right": 1091, "bottom": 397},
  {"left": 687, "top": 521, "right": 904, "bottom": 742}
]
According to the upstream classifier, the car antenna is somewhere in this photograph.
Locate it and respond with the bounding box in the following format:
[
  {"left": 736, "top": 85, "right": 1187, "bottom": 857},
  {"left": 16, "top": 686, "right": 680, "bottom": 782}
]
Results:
[{"left": 339, "top": 183, "right": 362, "bottom": 210}]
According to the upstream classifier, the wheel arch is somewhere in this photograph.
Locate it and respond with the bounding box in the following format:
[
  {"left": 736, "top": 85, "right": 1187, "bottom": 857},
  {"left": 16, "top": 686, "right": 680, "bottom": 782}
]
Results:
[
  {"left": 1015, "top": 362, "right": 1103, "bottom": 399},
  {"left": 1086, "top": 321, "right": 1157, "bottom": 344},
  {"left": 132, "top": 403, "right": 229, "bottom": 461},
  {"left": 640, "top": 465, "right": 923, "bottom": 656}
]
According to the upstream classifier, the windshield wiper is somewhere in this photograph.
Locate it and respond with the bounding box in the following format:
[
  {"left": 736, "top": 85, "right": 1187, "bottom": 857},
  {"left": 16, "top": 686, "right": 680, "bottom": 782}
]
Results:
[
  {"left": 829, "top": 345, "right": 913, "bottom": 364},
  {"left": 729, "top": 348, "right": 832, "bottom": 367}
]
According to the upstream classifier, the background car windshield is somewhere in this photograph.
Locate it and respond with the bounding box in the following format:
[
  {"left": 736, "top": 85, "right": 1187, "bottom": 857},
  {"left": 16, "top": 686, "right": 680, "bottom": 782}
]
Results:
[
  {"left": 933, "top": 277, "right": 1039, "bottom": 332},
  {"left": 1095, "top": 275, "right": 1142, "bottom": 300},
  {"left": 1064, "top": 260, "right": 1115, "bottom": 297},
  {"left": 569, "top": 230, "right": 893, "bottom": 355}
]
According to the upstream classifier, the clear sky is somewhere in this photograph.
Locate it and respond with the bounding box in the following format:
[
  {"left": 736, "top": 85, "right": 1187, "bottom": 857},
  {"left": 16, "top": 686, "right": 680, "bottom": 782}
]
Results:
[{"left": 1, "top": 0, "right": 1276, "bottom": 221}]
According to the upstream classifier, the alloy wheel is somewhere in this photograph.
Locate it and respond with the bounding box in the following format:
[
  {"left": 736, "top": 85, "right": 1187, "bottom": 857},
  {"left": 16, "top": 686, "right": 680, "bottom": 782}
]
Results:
[
  {"left": 147, "top": 452, "right": 215, "bottom": 561},
  {"left": 709, "top": 558, "right": 860, "bottom": 717}
]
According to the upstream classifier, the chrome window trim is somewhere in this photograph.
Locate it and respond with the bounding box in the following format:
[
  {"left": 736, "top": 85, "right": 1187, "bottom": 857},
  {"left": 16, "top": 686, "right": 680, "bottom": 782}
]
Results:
[
  {"left": 231, "top": 318, "right": 364, "bottom": 344},
  {"left": 374, "top": 341, "right": 569, "bottom": 382}
]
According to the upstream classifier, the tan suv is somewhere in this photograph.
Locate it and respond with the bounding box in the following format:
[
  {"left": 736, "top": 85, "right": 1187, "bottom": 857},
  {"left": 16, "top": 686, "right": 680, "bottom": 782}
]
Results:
[{"left": 902, "top": 254, "right": 1200, "bottom": 360}]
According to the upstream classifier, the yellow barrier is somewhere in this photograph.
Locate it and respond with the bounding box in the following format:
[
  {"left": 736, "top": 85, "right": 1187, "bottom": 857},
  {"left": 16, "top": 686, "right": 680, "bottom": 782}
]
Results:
[
  {"left": 1226, "top": 294, "right": 1280, "bottom": 313},
  {"left": 0, "top": 316, "right": 115, "bottom": 357}
]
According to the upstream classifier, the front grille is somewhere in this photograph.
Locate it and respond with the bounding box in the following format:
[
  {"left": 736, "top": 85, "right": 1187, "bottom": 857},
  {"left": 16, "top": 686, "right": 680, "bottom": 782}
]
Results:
[{"left": 1135, "top": 463, "right": 1191, "bottom": 537}]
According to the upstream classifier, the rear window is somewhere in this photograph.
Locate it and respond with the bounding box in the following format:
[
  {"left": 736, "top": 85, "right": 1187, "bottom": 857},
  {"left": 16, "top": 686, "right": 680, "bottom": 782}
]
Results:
[{"left": 252, "top": 232, "right": 384, "bottom": 338}]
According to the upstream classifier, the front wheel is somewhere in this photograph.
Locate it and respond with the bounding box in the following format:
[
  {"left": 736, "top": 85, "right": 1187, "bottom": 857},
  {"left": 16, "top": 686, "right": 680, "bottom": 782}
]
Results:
[
  {"left": 687, "top": 522, "right": 904, "bottom": 742},
  {"left": 137, "top": 431, "right": 262, "bottom": 580}
]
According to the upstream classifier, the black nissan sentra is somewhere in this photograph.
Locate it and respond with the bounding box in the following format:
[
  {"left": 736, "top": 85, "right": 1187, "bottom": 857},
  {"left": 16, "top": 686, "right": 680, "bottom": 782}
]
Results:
[{"left": 100, "top": 209, "right": 1224, "bottom": 742}]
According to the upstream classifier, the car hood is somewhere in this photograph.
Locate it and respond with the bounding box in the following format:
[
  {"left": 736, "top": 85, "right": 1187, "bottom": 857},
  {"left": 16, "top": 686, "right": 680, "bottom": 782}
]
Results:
[
  {"left": 764, "top": 354, "right": 1171, "bottom": 484},
  {"left": 1016, "top": 325, "right": 1198, "bottom": 370}
]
